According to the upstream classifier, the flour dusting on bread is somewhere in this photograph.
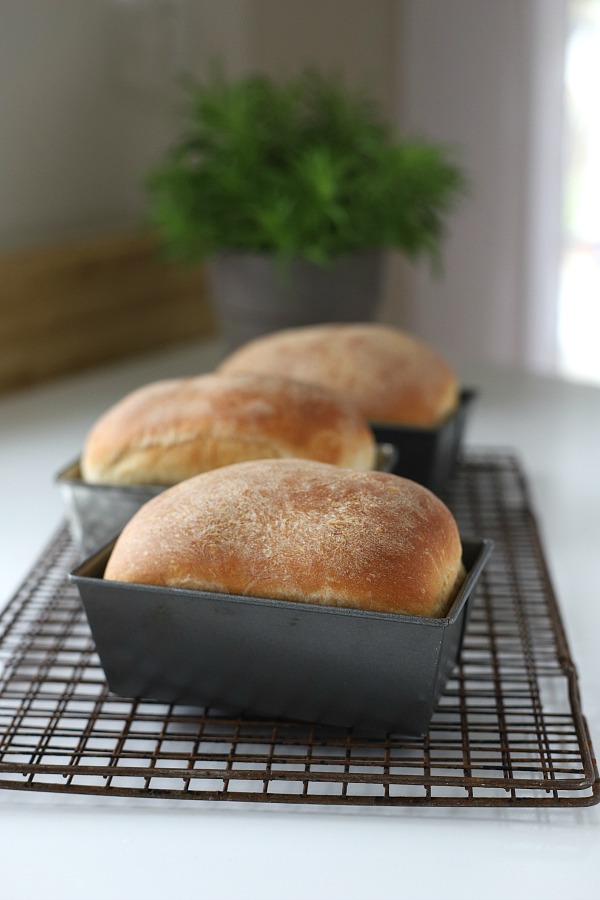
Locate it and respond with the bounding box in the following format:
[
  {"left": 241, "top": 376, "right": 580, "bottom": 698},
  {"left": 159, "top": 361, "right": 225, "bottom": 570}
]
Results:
[
  {"left": 105, "top": 459, "right": 464, "bottom": 618},
  {"left": 81, "top": 372, "right": 377, "bottom": 485},
  {"left": 218, "top": 323, "right": 459, "bottom": 426}
]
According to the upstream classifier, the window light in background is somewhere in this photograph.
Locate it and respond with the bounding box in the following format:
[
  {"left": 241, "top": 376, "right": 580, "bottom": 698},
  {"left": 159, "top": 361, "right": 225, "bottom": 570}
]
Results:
[{"left": 559, "top": 0, "right": 600, "bottom": 383}]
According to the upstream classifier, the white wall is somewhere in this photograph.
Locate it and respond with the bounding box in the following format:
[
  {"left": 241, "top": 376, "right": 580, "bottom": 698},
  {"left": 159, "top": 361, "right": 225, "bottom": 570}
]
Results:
[
  {"left": 383, "top": 0, "right": 567, "bottom": 373},
  {"left": 1, "top": 1, "right": 566, "bottom": 374},
  {"left": 245, "top": 0, "right": 396, "bottom": 115},
  {"left": 1, "top": 1, "right": 153, "bottom": 250},
  {"left": 0, "top": 0, "right": 395, "bottom": 254},
  {"left": 0, "top": 1, "right": 254, "bottom": 253}
]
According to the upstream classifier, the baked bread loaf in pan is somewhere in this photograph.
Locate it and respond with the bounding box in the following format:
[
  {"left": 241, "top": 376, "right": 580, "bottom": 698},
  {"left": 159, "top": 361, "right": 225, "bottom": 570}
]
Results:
[
  {"left": 104, "top": 458, "right": 464, "bottom": 618},
  {"left": 81, "top": 371, "right": 377, "bottom": 486},
  {"left": 218, "top": 322, "right": 459, "bottom": 427}
]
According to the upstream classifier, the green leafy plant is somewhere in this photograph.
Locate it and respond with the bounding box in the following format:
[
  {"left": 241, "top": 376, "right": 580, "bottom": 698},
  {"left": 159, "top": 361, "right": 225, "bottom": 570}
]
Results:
[{"left": 146, "top": 70, "right": 466, "bottom": 267}]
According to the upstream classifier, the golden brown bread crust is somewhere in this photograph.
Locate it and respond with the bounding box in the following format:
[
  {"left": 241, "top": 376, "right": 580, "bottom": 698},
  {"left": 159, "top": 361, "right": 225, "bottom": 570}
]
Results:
[
  {"left": 104, "top": 459, "right": 464, "bottom": 618},
  {"left": 218, "top": 323, "right": 459, "bottom": 427},
  {"left": 81, "top": 372, "right": 377, "bottom": 485}
]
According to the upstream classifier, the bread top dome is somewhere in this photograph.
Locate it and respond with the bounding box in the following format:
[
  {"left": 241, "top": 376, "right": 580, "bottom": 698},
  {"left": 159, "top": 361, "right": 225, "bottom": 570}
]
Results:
[
  {"left": 81, "top": 371, "right": 377, "bottom": 485},
  {"left": 219, "top": 322, "right": 459, "bottom": 427},
  {"left": 104, "top": 458, "right": 464, "bottom": 618}
]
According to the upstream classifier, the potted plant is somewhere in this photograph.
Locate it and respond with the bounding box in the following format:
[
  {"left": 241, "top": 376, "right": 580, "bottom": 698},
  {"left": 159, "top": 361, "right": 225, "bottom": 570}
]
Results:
[{"left": 146, "top": 69, "right": 466, "bottom": 350}]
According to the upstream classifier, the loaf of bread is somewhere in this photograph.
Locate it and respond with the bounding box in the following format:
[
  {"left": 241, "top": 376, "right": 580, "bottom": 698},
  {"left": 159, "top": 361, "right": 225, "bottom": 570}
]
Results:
[
  {"left": 218, "top": 322, "right": 459, "bottom": 427},
  {"left": 81, "top": 371, "right": 377, "bottom": 485},
  {"left": 104, "top": 459, "right": 464, "bottom": 618}
]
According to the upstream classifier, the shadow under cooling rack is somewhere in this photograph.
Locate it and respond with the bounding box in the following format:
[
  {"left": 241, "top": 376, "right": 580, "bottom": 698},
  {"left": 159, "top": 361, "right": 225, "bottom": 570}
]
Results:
[{"left": 0, "top": 451, "right": 597, "bottom": 807}]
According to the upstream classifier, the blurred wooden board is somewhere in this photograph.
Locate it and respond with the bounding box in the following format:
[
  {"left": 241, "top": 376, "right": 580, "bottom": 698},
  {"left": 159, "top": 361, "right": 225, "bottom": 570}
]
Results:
[{"left": 0, "top": 232, "right": 216, "bottom": 394}]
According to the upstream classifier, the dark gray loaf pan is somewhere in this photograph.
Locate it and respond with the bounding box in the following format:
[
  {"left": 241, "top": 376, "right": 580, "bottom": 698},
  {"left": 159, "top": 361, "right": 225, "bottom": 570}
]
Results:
[
  {"left": 371, "top": 389, "right": 476, "bottom": 496},
  {"left": 69, "top": 538, "right": 493, "bottom": 736},
  {"left": 56, "top": 442, "right": 398, "bottom": 557}
]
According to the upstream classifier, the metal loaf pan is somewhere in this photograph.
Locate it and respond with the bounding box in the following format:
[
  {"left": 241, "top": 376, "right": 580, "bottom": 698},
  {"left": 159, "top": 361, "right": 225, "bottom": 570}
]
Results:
[
  {"left": 56, "top": 443, "right": 398, "bottom": 558},
  {"left": 69, "top": 538, "right": 493, "bottom": 737},
  {"left": 371, "top": 389, "right": 476, "bottom": 496}
]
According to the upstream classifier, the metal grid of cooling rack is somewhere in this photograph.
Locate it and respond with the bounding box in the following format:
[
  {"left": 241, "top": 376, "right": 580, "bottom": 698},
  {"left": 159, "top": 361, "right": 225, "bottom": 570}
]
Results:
[{"left": 0, "top": 451, "right": 597, "bottom": 807}]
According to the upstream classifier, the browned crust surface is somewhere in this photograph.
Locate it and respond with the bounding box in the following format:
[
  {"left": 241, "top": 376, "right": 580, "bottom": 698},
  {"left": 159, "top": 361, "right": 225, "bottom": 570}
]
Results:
[
  {"left": 81, "top": 372, "right": 376, "bottom": 485},
  {"left": 104, "top": 459, "right": 464, "bottom": 618},
  {"left": 218, "top": 323, "right": 459, "bottom": 426}
]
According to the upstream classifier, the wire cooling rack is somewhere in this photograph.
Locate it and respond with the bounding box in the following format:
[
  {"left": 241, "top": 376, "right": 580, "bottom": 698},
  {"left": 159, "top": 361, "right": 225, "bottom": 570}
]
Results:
[{"left": 0, "top": 451, "right": 597, "bottom": 807}]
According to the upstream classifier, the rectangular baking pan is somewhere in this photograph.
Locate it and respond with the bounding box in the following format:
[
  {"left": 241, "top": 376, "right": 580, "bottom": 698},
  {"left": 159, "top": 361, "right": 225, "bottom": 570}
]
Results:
[
  {"left": 57, "top": 442, "right": 398, "bottom": 557},
  {"left": 69, "top": 538, "right": 493, "bottom": 736},
  {"left": 371, "top": 389, "right": 476, "bottom": 495}
]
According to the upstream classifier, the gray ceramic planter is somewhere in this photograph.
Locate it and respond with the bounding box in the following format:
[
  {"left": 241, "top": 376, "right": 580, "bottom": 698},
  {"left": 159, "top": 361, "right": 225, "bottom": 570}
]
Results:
[{"left": 205, "top": 251, "right": 383, "bottom": 351}]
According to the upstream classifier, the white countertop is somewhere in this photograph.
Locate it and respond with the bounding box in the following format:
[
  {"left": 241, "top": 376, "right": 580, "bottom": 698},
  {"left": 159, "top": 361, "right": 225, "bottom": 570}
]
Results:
[{"left": 0, "top": 339, "right": 599, "bottom": 900}]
